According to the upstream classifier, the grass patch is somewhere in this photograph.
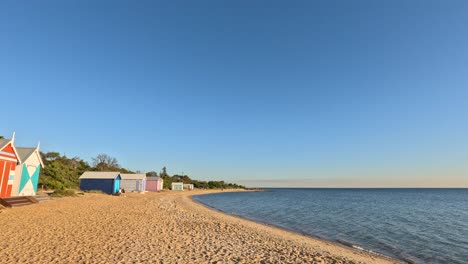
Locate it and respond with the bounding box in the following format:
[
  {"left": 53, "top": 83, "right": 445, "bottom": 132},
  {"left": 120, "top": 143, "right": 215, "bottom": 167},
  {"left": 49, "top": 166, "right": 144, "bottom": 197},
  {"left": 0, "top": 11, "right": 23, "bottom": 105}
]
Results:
[
  {"left": 84, "top": 190, "right": 105, "bottom": 194},
  {"left": 50, "top": 189, "right": 77, "bottom": 197}
]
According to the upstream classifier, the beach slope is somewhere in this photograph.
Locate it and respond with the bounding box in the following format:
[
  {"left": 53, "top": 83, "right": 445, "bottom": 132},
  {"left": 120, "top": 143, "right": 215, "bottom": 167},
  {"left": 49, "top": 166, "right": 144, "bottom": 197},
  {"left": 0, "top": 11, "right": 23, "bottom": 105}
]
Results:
[{"left": 0, "top": 190, "right": 398, "bottom": 263}]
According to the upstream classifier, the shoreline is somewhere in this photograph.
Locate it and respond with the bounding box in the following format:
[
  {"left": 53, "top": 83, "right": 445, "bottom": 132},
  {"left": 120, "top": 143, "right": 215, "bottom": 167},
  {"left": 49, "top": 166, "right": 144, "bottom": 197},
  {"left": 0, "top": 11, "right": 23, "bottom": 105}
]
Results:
[
  {"left": 188, "top": 190, "right": 403, "bottom": 264},
  {"left": 0, "top": 189, "right": 402, "bottom": 263},
  {"left": 190, "top": 192, "right": 403, "bottom": 263}
]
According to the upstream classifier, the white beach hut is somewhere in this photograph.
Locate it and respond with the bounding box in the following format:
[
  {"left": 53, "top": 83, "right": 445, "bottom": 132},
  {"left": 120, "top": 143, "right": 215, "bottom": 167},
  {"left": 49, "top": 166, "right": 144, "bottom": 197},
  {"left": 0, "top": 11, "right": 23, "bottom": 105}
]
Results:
[
  {"left": 171, "top": 182, "right": 184, "bottom": 191},
  {"left": 183, "top": 184, "right": 194, "bottom": 190},
  {"left": 120, "top": 173, "right": 146, "bottom": 192},
  {"left": 12, "top": 143, "right": 44, "bottom": 196}
]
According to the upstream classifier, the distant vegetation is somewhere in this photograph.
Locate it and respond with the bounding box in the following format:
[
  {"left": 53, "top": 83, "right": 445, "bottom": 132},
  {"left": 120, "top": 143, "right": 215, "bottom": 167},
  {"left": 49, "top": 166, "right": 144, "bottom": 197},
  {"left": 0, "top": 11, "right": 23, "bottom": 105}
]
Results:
[
  {"left": 37, "top": 151, "right": 244, "bottom": 191},
  {"left": 38, "top": 152, "right": 135, "bottom": 190},
  {"left": 146, "top": 167, "right": 245, "bottom": 190}
]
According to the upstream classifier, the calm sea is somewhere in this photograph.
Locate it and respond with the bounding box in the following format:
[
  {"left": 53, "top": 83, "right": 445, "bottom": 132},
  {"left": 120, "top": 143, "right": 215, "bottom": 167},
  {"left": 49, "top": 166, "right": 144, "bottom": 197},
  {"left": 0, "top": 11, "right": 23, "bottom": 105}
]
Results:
[{"left": 193, "top": 188, "right": 468, "bottom": 264}]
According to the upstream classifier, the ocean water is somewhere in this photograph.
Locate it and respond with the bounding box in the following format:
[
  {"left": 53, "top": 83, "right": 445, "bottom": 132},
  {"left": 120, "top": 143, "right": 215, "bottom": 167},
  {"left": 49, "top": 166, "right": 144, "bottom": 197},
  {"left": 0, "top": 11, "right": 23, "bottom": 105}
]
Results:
[{"left": 193, "top": 188, "right": 468, "bottom": 264}]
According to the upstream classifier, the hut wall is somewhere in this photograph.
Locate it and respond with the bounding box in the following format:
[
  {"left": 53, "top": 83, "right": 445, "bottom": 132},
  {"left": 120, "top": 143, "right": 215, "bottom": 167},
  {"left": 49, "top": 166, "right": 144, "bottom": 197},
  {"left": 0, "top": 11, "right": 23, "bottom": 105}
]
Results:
[
  {"left": 13, "top": 154, "right": 41, "bottom": 196},
  {"left": 18, "top": 164, "right": 40, "bottom": 196},
  {"left": 183, "top": 184, "right": 194, "bottom": 190},
  {"left": 120, "top": 179, "right": 145, "bottom": 192},
  {"left": 80, "top": 179, "right": 116, "bottom": 194},
  {"left": 146, "top": 180, "right": 157, "bottom": 191},
  {"left": 11, "top": 162, "right": 23, "bottom": 196},
  {"left": 157, "top": 179, "right": 163, "bottom": 191},
  {"left": 113, "top": 178, "right": 120, "bottom": 193},
  {"left": 171, "top": 183, "right": 184, "bottom": 191},
  {"left": 146, "top": 177, "right": 163, "bottom": 191},
  {"left": 0, "top": 143, "right": 18, "bottom": 198}
]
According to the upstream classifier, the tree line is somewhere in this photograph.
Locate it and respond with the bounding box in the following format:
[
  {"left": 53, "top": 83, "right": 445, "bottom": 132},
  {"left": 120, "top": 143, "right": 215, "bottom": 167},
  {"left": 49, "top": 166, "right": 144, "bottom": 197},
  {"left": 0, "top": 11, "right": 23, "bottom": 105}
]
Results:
[
  {"left": 38, "top": 152, "right": 244, "bottom": 190},
  {"left": 146, "top": 167, "right": 244, "bottom": 190}
]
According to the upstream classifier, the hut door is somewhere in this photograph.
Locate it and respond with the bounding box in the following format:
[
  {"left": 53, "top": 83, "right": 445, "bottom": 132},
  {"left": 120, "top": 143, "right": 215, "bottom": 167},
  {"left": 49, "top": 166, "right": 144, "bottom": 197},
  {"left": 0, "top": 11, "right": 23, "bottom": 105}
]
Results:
[
  {"left": 114, "top": 178, "right": 120, "bottom": 193},
  {"left": 135, "top": 180, "right": 140, "bottom": 191},
  {"left": 0, "top": 160, "right": 14, "bottom": 198}
]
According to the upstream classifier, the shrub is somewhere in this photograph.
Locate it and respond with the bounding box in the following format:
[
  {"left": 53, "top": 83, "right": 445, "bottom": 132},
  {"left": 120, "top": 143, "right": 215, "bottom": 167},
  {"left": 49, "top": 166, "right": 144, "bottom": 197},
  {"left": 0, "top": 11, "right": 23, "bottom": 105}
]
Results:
[
  {"left": 84, "top": 190, "right": 105, "bottom": 194},
  {"left": 50, "top": 189, "right": 77, "bottom": 197}
]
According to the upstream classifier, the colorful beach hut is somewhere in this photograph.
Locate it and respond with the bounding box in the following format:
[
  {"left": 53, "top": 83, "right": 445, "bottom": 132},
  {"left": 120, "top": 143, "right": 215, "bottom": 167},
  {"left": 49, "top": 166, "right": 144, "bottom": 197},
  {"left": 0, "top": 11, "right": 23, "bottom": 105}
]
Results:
[
  {"left": 120, "top": 173, "right": 146, "bottom": 192},
  {"left": 183, "top": 184, "right": 194, "bottom": 190},
  {"left": 145, "top": 177, "right": 163, "bottom": 191},
  {"left": 12, "top": 143, "right": 44, "bottom": 196},
  {"left": 171, "top": 182, "right": 184, "bottom": 191},
  {"left": 79, "top": 171, "right": 121, "bottom": 194},
  {"left": 0, "top": 133, "right": 21, "bottom": 198}
]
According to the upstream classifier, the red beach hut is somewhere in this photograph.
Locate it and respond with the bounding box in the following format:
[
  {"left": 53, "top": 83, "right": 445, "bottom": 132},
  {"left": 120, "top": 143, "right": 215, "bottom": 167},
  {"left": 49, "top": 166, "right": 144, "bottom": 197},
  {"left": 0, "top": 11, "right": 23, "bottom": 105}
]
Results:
[{"left": 0, "top": 133, "right": 21, "bottom": 198}]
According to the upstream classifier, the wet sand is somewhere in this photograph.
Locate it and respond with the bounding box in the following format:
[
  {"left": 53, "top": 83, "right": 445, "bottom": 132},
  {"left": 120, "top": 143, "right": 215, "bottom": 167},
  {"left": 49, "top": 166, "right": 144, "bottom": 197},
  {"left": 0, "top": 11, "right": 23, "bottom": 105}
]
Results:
[{"left": 0, "top": 190, "right": 400, "bottom": 263}]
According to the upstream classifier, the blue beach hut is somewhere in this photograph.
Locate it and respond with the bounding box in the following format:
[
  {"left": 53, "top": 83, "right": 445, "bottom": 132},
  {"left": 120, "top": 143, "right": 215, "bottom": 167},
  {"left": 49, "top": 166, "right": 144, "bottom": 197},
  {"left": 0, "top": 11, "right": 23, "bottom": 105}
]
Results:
[{"left": 79, "top": 171, "right": 121, "bottom": 194}]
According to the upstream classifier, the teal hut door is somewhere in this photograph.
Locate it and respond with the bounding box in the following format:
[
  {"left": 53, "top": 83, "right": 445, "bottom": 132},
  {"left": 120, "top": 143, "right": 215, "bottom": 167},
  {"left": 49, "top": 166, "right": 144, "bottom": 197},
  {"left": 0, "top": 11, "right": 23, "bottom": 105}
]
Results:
[{"left": 114, "top": 178, "right": 120, "bottom": 193}]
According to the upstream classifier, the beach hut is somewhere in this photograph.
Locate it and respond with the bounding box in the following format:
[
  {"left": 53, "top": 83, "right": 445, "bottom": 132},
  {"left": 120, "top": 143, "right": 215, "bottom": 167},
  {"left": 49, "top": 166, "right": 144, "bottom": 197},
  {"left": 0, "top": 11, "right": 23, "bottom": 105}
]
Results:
[
  {"left": 12, "top": 143, "right": 44, "bottom": 196},
  {"left": 171, "top": 182, "right": 184, "bottom": 191},
  {"left": 183, "top": 184, "right": 194, "bottom": 190},
  {"left": 146, "top": 177, "right": 164, "bottom": 191},
  {"left": 0, "top": 133, "right": 21, "bottom": 198},
  {"left": 79, "top": 171, "right": 121, "bottom": 194},
  {"left": 120, "top": 173, "right": 146, "bottom": 192}
]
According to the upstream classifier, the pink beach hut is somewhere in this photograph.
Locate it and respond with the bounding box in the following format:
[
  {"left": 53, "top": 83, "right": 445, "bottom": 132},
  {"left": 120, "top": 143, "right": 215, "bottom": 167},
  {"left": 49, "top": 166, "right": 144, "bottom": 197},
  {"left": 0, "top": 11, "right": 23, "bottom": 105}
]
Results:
[{"left": 145, "top": 177, "right": 163, "bottom": 191}]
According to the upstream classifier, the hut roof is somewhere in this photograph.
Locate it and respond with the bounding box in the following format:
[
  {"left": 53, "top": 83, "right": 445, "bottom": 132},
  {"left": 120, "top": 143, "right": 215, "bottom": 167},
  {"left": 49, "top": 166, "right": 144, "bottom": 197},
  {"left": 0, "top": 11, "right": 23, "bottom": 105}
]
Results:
[
  {"left": 16, "top": 147, "right": 35, "bottom": 161},
  {"left": 172, "top": 182, "right": 184, "bottom": 185},
  {"left": 0, "top": 138, "right": 10, "bottom": 150},
  {"left": 16, "top": 147, "right": 45, "bottom": 168},
  {"left": 120, "top": 173, "right": 146, "bottom": 180},
  {"left": 147, "top": 176, "right": 163, "bottom": 181},
  {"left": 79, "top": 171, "right": 121, "bottom": 179},
  {"left": 0, "top": 136, "right": 22, "bottom": 163}
]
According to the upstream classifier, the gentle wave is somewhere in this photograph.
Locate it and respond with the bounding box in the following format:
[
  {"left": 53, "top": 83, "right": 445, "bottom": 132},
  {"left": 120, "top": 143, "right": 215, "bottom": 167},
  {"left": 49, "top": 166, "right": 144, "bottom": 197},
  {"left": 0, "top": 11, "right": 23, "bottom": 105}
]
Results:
[{"left": 194, "top": 188, "right": 468, "bottom": 264}]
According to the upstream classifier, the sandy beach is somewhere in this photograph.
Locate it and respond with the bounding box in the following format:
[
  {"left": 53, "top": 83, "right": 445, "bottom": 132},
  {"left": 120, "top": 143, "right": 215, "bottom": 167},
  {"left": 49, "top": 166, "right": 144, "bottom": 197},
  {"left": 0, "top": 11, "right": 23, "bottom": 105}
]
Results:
[{"left": 0, "top": 190, "right": 399, "bottom": 263}]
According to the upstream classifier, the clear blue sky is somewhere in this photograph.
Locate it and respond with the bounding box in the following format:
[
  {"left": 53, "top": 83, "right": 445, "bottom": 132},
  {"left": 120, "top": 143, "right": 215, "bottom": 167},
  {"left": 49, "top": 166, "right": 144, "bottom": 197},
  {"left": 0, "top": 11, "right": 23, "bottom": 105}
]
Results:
[{"left": 1, "top": 1, "right": 468, "bottom": 186}]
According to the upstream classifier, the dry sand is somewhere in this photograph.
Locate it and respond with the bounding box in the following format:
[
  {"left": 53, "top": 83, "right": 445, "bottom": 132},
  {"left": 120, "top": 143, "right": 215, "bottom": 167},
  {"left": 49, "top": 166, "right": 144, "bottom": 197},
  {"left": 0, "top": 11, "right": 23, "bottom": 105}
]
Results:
[{"left": 0, "top": 190, "right": 400, "bottom": 263}]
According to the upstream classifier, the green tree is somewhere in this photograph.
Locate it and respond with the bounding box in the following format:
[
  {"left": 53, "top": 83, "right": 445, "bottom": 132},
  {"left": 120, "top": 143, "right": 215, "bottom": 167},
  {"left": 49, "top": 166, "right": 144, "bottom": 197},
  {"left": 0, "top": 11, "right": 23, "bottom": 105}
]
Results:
[
  {"left": 37, "top": 151, "right": 245, "bottom": 191},
  {"left": 160, "top": 167, "right": 168, "bottom": 177},
  {"left": 39, "top": 152, "right": 91, "bottom": 190},
  {"left": 181, "top": 175, "right": 192, "bottom": 184},
  {"left": 146, "top": 171, "right": 158, "bottom": 177},
  {"left": 159, "top": 167, "right": 173, "bottom": 189},
  {"left": 92, "top": 153, "right": 119, "bottom": 171}
]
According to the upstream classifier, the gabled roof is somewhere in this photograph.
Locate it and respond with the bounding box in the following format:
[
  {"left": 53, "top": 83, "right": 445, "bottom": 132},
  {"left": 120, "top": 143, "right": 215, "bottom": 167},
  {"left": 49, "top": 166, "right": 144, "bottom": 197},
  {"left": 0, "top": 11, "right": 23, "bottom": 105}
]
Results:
[
  {"left": 0, "top": 137, "right": 22, "bottom": 163},
  {"left": 147, "top": 176, "right": 163, "bottom": 181},
  {"left": 120, "top": 173, "right": 146, "bottom": 180},
  {"left": 16, "top": 147, "right": 45, "bottom": 168},
  {"left": 79, "top": 171, "right": 121, "bottom": 179},
  {"left": 16, "top": 147, "right": 35, "bottom": 161}
]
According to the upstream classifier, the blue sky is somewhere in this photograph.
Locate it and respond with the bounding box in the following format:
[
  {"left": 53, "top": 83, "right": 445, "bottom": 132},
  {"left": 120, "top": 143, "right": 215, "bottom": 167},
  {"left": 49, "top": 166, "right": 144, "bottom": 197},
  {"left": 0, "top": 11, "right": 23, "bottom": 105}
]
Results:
[{"left": 1, "top": 1, "right": 468, "bottom": 186}]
